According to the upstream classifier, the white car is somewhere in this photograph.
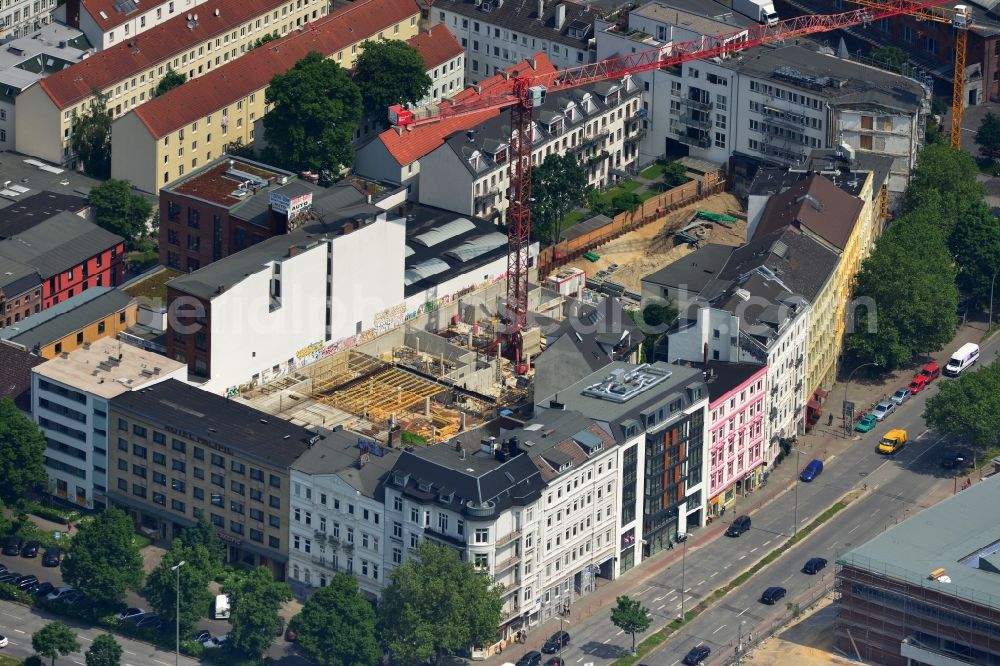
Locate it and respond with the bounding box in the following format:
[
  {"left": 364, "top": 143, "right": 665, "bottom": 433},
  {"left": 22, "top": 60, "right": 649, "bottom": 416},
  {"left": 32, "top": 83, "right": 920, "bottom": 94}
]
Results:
[
  {"left": 202, "top": 634, "right": 229, "bottom": 649},
  {"left": 872, "top": 400, "right": 896, "bottom": 421},
  {"left": 46, "top": 586, "right": 73, "bottom": 601},
  {"left": 0, "top": 635, "right": 8, "bottom": 647}
]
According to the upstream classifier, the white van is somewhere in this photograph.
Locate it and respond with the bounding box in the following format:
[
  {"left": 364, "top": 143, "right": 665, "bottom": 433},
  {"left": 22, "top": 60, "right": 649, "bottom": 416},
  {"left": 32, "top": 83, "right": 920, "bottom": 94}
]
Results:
[
  {"left": 213, "top": 594, "right": 230, "bottom": 620},
  {"left": 944, "top": 342, "right": 979, "bottom": 376}
]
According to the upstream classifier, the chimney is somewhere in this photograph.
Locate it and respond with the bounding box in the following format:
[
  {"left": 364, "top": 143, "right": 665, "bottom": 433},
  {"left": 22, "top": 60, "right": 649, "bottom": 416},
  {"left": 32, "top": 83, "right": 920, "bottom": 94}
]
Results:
[
  {"left": 703, "top": 342, "right": 709, "bottom": 366},
  {"left": 555, "top": 3, "right": 566, "bottom": 29},
  {"left": 537, "top": 0, "right": 544, "bottom": 19}
]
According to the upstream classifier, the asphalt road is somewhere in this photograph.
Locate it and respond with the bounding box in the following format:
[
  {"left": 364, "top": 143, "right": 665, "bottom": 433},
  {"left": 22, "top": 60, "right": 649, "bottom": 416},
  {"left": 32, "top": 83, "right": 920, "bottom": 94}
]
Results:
[{"left": 532, "top": 333, "right": 999, "bottom": 666}]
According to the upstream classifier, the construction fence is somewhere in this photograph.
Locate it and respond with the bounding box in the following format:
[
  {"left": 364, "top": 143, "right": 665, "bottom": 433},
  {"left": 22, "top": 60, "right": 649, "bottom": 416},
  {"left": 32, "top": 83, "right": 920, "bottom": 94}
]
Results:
[{"left": 538, "top": 170, "right": 726, "bottom": 276}]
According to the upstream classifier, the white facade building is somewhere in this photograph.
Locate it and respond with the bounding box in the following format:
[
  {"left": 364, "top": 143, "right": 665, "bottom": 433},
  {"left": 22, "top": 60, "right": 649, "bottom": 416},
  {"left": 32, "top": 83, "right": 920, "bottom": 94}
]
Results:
[
  {"left": 430, "top": 0, "right": 595, "bottom": 84},
  {"left": 30, "top": 338, "right": 185, "bottom": 509},
  {"left": 409, "top": 24, "right": 465, "bottom": 107},
  {"left": 1, "top": 0, "right": 56, "bottom": 39},
  {"left": 419, "top": 76, "right": 643, "bottom": 223},
  {"left": 56, "top": 0, "right": 212, "bottom": 51}
]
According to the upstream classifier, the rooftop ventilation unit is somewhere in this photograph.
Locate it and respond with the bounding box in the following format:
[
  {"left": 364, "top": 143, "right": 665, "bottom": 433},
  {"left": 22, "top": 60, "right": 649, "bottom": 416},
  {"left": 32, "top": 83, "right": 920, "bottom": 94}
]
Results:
[{"left": 581, "top": 364, "right": 672, "bottom": 403}]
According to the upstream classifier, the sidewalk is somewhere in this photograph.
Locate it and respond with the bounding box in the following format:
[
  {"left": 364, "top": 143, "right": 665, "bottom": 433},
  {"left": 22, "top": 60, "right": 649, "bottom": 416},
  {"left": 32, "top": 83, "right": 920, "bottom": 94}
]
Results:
[{"left": 485, "top": 323, "right": 988, "bottom": 665}]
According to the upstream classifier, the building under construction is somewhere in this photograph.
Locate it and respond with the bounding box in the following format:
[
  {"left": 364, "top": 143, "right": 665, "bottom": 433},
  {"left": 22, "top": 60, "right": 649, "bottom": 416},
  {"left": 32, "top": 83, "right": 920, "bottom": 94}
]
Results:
[{"left": 835, "top": 473, "right": 1000, "bottom": 665}]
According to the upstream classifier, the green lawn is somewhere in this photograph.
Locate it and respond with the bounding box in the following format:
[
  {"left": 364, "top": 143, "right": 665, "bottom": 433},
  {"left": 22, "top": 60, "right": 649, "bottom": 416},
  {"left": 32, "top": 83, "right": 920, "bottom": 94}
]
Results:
[
  {"left": 639, "top": 162, "right": 666, "bottom": 179},
  {"left": 123, "top": 267, "right": 184, "bottom": 302},
  {"left": 0, "top": 655, "right": 22, "bottom": 665},
  {"left": 561, "top": 210, "right": 586, "bottom": 229},
  {"left": 131, "top": 533, "right": 152, "bottom": 549}
]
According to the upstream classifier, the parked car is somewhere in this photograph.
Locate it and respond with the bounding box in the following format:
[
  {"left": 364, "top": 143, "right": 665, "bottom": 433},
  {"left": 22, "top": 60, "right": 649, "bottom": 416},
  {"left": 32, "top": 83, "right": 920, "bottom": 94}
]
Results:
[
  {"left": 0, "top": 564, "right": 8, "bottom": 576},
  {"left": 61, "top": 591, "right": 85, "bottom": 606},
  {"left": 284, "top": 627, "right": 298, "bottom": 642},
  {"left": 908, "top": 375, "right": 930, "bottom": 394},
  {"left": 0, "top": 635, "right": 7, "bottom": 648},
  {"left": 136, "top": 615, "right": 166, "bottom": 630},
  {"left": 202, "top": 634, "right": 229, "bottom": 649},
  {"left": 0, "top": 573, "right": 22, "bottom": 585},
  {"left": 117, "top": 608, "right": 146, "bottom": 621},
  {"left": 31, "top": 582, "right": 54, "bottom": 597},
  {"left": 760, "top": 586, "right": 786, "bottom": 605},
  {"left": 15, "top": 575, "right": 38, "bottom": 591},
  {"left": 872, "top": 400, "right": 896, "bottom": 421},
  {"left": 20, "top": 541, "right": 40, "bottom": 558},
  {"left": 855, "top": 414, "right": 877, "bottom": 433},
  {"left": 2, "top": 537, "right": 23, "bottom": 556},
  {"left": 683, "top": 645, "right": 712, "bottom": 665},
  {"left": 42, "top": 547, "right": 60, "bottom": 567},
  {"left": 802, "top": 557, "right": 828, "bottom": 575},
  {"left": 890, "top": 387, "right": 911, "bottom": 405},
  {"left": 941, "top": 449, "right": 974, "bottom": 469},
  {"left": 516, "top": 652, "right": 543, "bottom": 666},
  {"left": 545, "top": 658, "right": 565, "bottom": 666},
  {"left": 945, "top": 343, "right": 980, "bottom": 377},
  {"left": 725, "top": 515, "right": 751, "bottom": 537},
  {"left": 191, "top": 630, "right": 212, "bottom": 643},
  {"left": 542, "top": 630, "right": 571, "bottom": 653},
  {"left": 46, "top": 586, "right": 73, "bottom": 601},
  {"left": 799, "top": 459, "right": 823, "bottom": 482}
]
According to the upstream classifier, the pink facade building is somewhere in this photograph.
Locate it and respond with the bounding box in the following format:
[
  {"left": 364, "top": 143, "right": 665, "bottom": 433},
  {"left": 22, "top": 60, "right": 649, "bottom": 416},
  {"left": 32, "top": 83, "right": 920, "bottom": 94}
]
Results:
[{"left": 702, "top": 362, "right": 768, "bottom": 518}]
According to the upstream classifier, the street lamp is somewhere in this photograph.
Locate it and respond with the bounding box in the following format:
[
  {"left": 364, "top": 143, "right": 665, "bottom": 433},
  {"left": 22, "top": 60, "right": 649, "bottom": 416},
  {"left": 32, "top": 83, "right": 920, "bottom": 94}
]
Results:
[
  {"left": 792, "top": 448, "right": 807, "bottom": 538},
  {"left": 736, "top": 619, "right": 747, "bottom": 663},
  {"left": 171, "top": 560, "right": 186, "bottom": 666},
  {"left": 678, "top": 536, "right": 687, "bottom": 624},
  {"left": 843, "top": 362, "right": 879, "bottom": 437}
]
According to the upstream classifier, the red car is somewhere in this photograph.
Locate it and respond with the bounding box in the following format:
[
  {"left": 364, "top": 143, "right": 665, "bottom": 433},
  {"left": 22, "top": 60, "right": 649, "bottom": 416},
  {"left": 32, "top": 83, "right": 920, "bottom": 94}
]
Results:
[
  {"left": 918, "top": 362, "right": 940, "bottom": 383},
  {"left": 908, "top": 375, "right": 929, "bottom": 394}
]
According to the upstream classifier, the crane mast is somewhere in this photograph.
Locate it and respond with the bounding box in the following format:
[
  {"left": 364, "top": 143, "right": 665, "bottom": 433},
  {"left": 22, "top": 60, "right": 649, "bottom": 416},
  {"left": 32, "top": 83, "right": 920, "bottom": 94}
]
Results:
[{"left": 389, "top": 0, "right": 955, "bottom": 366}]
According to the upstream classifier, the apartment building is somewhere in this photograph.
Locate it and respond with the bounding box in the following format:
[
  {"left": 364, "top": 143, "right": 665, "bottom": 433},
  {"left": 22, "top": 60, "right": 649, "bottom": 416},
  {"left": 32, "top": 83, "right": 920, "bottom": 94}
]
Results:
[
  {"left": 0, "top": 24, "right": 90, "bottom": 152},
  {"left": 0, "top": 287, "right": 137, "bottom": 359},
  {"left": 1, "top": 0, "right": 56, "bottom": 39},
  {"left": 31, "top": 338, "right": 185, "bottom": 510},
  {"left": 407, "top": 25, "right": 465, "bottom": 107},
  {"left": 59, "top": 0, "right": 215, "bottom": 51},
  {"left": 109, "top": 378, "right": 321, "bottom": 578},
  {"left": 431, "top": 0, "right": 598, "bottom": 83},
  {"left": 418, "top": 75, "right": 643, "bottom": 223},
  {"left": 288, "top": 430, "right": 399, "bottom": 600},
  {"left": 110, "top": 0, "right": 421, "bottom": 193},
  {"left": 544, "top": 362, "right": 709, "bottom": 562},
  {"left": 355, "top": 54, "right": 556, "bottom": 197},
  {"left": 698, "top": 361, "right": 767, "bottom": 518},
  {"left": 16, "top": 0, "right": 323, "bottom": 166},
  {"left": 0, "top": 341, "right": 44, "bottom": 413}
]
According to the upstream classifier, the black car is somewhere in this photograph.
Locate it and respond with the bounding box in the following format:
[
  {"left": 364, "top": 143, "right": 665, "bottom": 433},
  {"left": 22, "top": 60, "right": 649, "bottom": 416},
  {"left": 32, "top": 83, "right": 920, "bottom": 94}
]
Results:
[
  {"left": 2, "top": 537, "right": 23, "bottom": 556},
  {"left": 15, "top": 575, "right": 38, "bottom": 591},
  {"left": 516, "top": 651, "right": 543, "bottom": 666},
  {"left": 760, "top": 586, "right": 786, "bottom": 605},
  {"left": 136, "top": 615, "right": 166, "bottom": 630},
  {"left": 42, "top": 547, "right": 60, "bottom": 567},
  {"left": 0, "top": 573, "right": 21, "bottom": 585},
  {"left": 725, "top": 515, "right": 751, "bottom": 537},
  {"left": 941, "top": 450, "right": 974, "bottom": 469},
  {"left": 802, "top": 557, "right": 828, "bottom": 575},
  {"left": 541, "top": 630, "right": 570, "bottom": 653},
  {"left": 21, "top": 541, "right": 40, "bottom": 558},
  {"left": 0, "top": 564, "right": 8, "bottom": 576},
  {"left": 683, "top": 645, "right": 711, "bottom": 665},
  {"left": 31, "top": 582, "right": 54, "bottom": 597}
]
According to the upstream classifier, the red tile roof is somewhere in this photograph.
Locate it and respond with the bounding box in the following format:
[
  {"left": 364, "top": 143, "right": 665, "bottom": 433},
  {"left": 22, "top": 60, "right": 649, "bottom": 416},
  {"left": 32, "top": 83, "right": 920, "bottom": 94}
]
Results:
[
  {"left": 79, "top": 0, "right": 169, "bottom": 32},
  {"left": 130, "top": 0, "right": 421, "bottom": 139},
  {"left": 40, "top": 0, "right": 304, "bottom": 110},
  {"left": 407, "top": 25, "right": 463, "bottom": 70},
  {"left": 377, "top": 53, "right": 556, "bottom": 166}
]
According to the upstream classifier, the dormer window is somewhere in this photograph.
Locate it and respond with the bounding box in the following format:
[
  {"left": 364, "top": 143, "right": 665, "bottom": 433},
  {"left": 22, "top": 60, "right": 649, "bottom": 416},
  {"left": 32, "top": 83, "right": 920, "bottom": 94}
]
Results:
[
  {"left": 416, "top": 479, "right": 433, "bottom": 493},
  {"left": 494, "top": 147, "right": 508, "bottom": 164},
  {"left": 549, "top": 117, "right": 564, "bottom": 135},
  {"left": 392, "top": 472, "right": 409, "bottom": 487}
]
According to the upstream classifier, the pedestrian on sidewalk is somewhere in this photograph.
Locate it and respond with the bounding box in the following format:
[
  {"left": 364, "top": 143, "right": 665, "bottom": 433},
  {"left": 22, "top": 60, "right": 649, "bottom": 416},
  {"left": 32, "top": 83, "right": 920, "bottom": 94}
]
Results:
[{"left": 668, "top": 539, "right": 674, "bottom": 551}]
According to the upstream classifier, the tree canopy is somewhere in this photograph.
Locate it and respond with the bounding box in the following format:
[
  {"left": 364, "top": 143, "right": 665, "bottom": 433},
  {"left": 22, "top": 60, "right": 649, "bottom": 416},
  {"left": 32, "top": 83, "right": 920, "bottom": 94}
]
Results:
[
  {"left": 32, "top": 621, "right": 80, "bottom": 666},
  {"left": 224, "top": 566, "right": 291, "bottom": 659},
  {"left": 178, "top": 514, "right": 225, "bottom": 577},
  {"left": 353, "top": 40, "right": 432, "bottom": 120},
  {"left": 88, "top": 179, "right": 152, "bottom": 249},
  {"left": 61, "top": 507, "right": 143, "bottom": 605},
  {"left": 263, "top": 51, "right": 362, "bottom": 180},
  {"left": 293, "top": 574, "right": 379, "bottom": 666},
  {"left": 144, "top": 539, "right": 214, "bottom": 631},
  {"left": 976, "top": 112, "right": 1000, "bottom": 160},
  {"left": 155, "top": 70, "right": 186, "bottom": 97},
  {"left": 0, "top": 399, "right": 47, "bottom": 504},
  {"left": 661, "top": 160, "right": 689, "bottom": 188},
  {"left": 71, "top": 94, "right": 113, "bottom": 179},
  {"left": 901, "top": 144, "right": 984, "bottom": 231},
  {"left": 85, "top": 634, "right": 122, "bottom": 666},
  {"left": 948, "top": 200, "right": 1000, "bottom": 309},
  {"left": 378, "top": 541, "right": 503, "bottom": 665},
  {"left": 530, "top": 153, "right": 588, "bottom": 243},
  {"left": 610, "top": 595, "right": 651, "bottom": 654},
  {"left": 925, "top": 362, "right": 1000, "bottom": 453}
]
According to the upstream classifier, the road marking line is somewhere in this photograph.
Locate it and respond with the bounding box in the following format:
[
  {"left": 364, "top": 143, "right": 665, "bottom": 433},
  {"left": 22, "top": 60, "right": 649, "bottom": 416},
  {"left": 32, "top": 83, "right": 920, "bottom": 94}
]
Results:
[
  {"left": 638, "top": 586, "right": 653, "bottom": 595},
  {"left": 577, "top": 658, "right": 584, "bottom": 663},
  {"left": 658, "top": 604, "right": 666, "bottom": 610},
  {"left": 848, "top": 524, "right": 862, "bottom": 534},
  {"left": 710, "top": 571, "right": 719, "bottom": 578},
  {"left": 738, "top": 555, "right": 747, "bottom": 560},
  {"left": 124, "top": 651, "right": 137, "bottom": 656},
  {"left": 762, "top": 539, "right": 771, "bottom": 546},
  {"left": 739, "top": 608, "right": 750, "bottom": 616},
  {"left": 749, "top": 547, "right": 758, "bottom": 553},
  {"left": 697, "top": 579, "right": 706, "bottom": 586},
  {"left": 654, "top": 595, "right": 665, "bottom": 602},
  {"left": 782, "top": 574, "right": 793, "bottom": 583},
  {"left": 153, "top": 661, "right": 171, "bottom": 666},
  {"left": 603, "top": 639, "right": 611, "bottom": 644},
  {"left": 684, "top": 587, "right": 693, "bottom": 593},
  {"left": 713, "top": 624, "right": 726, "bottom": 634},
  {"left": 671, "top": 661, "right": 680, "bottom": 666},
  {"left": 617, "top": 629, "right": 624, "bottom": 636},
  {"left": 12, "top": 629, "right": 24, "bottom": 634},
  {"left": 78, "top": 636, "right": 92, "bottom": 642}
]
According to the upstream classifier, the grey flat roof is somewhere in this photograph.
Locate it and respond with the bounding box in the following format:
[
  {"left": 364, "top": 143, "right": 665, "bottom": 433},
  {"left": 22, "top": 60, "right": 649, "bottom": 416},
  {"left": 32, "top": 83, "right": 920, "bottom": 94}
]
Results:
[
  {"left": 434, "top": 0, "right": 599, "bottom": 50},
  {"left": 0, "top": 287, "right": 133, "bottom": 351},
  {"left": 633, "top": 1, "right": 756, "bottom": 34},
  {"left": 681, "top": 361, "right": 764, "bottom": 404},
  {"left": 0, "top": 152, "right": 112, "bottom": 203},
  {"left": 839, "top": 473, "right": 1000, "bottom": 611},
  {"left": 112, "top": 378, "right": 317, "bottom": 469},
  {"left": 0, "top": 211, "right": 124, "bottom": 280},
  {"left": 642, "top": 243, "right": 733, "bottom": 292},
  {"left": 0, "top": 192, "right": 89, "bottom": 240},
  {"left": 291, "top": 428, "right": 399, "bottom": 499}
]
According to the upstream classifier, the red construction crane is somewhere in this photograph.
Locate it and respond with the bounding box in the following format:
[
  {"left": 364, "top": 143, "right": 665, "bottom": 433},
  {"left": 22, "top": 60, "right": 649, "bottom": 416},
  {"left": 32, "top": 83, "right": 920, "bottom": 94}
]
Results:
[{"left": 390, "top": 0, "right": 952, "bottom": 366}]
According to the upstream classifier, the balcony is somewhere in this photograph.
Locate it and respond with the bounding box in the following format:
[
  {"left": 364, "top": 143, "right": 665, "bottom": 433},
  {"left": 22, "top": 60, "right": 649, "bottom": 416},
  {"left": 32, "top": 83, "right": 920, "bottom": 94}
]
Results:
[
  {"left": 678, "top": 113, "right": 712, "bottom": 130},
  {"left": 683, "top": 97, "right": 713, "bottom": 112},
  {"left": 624, "top": 129, "right": 646, "bottom": 145},
  {"left": 314, "top": 530, "right": 326, "bottom": 540},
  {"left": 495, "top": 554, "right": 520, "bottom": 572},
  {"left": 494, "top": 529, "right": 521, "bottom": 548},
  {"left": 763, "top": 111, "right": 807, "bottom": 131},
  {"left": 571, "top": 130, "right": 611, "bottom": 154},
  {"left": 759, "top": 143, "right": 806, "bottom": 164},
  {"left": 475, "top": 189, "right": 500, "bottom": 207},
  {"left": 676, "top": 133, "right": 710, "bottom": 149}
]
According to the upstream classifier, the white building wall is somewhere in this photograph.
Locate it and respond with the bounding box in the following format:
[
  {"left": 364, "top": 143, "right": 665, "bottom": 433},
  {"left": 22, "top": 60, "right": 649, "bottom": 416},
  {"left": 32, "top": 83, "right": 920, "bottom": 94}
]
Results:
[
  {"left": 0, "top": 99, "right": 14, "bottom": 150},
  {"left": 666, "top": 307, "right": 741, "bottom": 365},
  {"left": 1, "top": 0, "right": 56, "bottom": 38},
  {"left": 419, "top": 53, "right": 465, "bottom": 106},
  {"left": 417, "top": 147, "right": 475, "bottom": 215},
  {"left": 353, "top": 140, "right": 416, "bottom": 196}
]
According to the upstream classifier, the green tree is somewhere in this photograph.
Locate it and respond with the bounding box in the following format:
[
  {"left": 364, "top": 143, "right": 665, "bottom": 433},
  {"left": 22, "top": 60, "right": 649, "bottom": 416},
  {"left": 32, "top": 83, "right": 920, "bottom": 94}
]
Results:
[
  {"left": 902, "top": 143, "right": 984, "bottom": 231},
  {"left": 353, "top": 39, "right": 432, "bottom": 120},
  {"left": 0, "top": 399, "right": 46, "bottom": 504},
  {"left": 71, "top": 93, "right": 113, "bottom": 179},
  {"left": 154, "top": 69, "right": 186, "bottom": 97},
  {"left": 925, "top": 362, "right": 1000, "bottom": 455},
  {"left": 610, "top": 595, "right": 651, "bottom": 655},
  {"left": 294, "top": 574, "right": 379, "bottom": 666},
  {"left": 224, "top": 566, "right": 291, "bottom": 659},
  {"left": 976, "top": 112, "right": 1000, "bottom": 160},
  {"left": 661, "top": 160, "right": 689, "bottom": 188},
  {"left": 178, "top": 514, "right": 225, "bottom": 576},
  {"left": 531, "top": 153, "right": 588, "bottom": 243},
  {"left": 143, "top": 539, "right": 214, "bottom": 631},
  {"left": 61, "top": 507, "right": 143, "bottom": 605},
  {"left": 88, "top": 179, "right": 153, "bottom": 249},
  {"left": 31, "top": 622, "right": 80, "bottom": 666},
  {"left": 611, "top": 191, "right": 642, "bottom": 216},
  {"left": 870, "top": 45, "right": 910, "bottom": 72},
  {"left": 948, "top": 200, "right": 1000, "bottom": 309},
  {"left": 251, "top": 31, "right": 279, "bottom": 49},
  {"left": 84, "top": 634, "right": 122, "bottom": 666},
  {"left": 379, "top": 541, "right": 503, "bottom": 665},
  {"left": 263, "top": 51, "right": 362, "bottom": 179}
]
